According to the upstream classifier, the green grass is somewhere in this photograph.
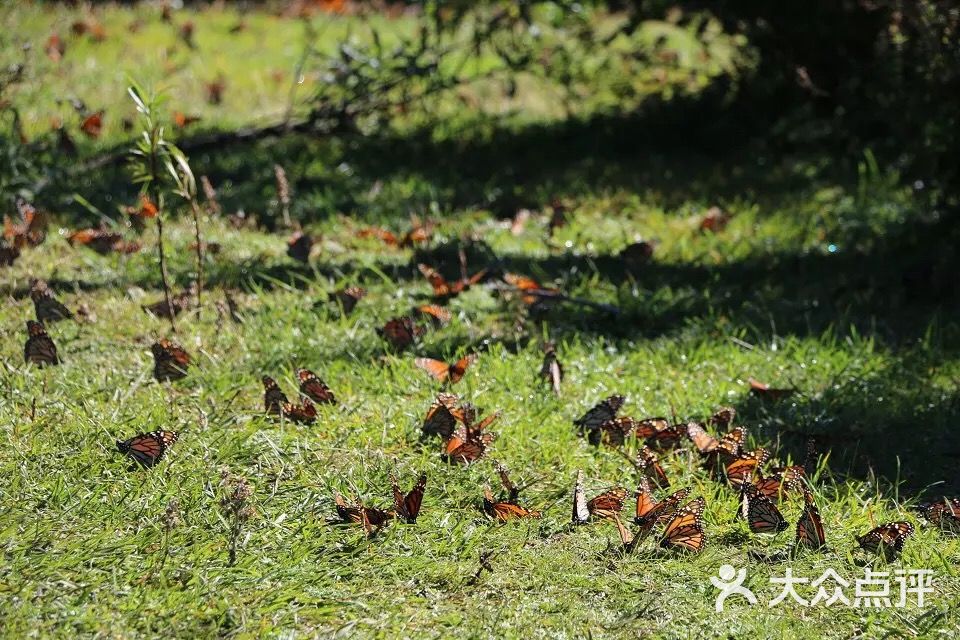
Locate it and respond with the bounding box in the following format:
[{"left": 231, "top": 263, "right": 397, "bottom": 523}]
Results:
[{"left": 2, "top": 2, "right": 960, "bottom": 639}]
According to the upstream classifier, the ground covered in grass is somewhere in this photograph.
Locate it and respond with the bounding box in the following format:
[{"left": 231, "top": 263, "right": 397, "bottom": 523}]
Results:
[{"left": 2, "top": 2, "right": 960, "bottom": 639}]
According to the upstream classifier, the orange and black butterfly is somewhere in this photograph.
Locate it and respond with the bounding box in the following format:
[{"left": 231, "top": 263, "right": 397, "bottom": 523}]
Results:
[
  {"left": 415, "top": 354, "right": 475, "bottom": 384},
  {"left": 173, "top": 111, "right": 201, "bottom": 128},
  {"left": 151, "top": 339, "right": 191, "bottom": 382},
  {"left": 748, "top": 378, "right": 795, "bottom": 400},
  {"left": 571, "top": 471, "right": 626, "bottom": 523},
  {"left": 710, "top": 406, "right": 737, "bottom": 430},
  {"left": 795, "top": 490, "right": 827, "bottom": 550},
  {"left": 502, "top": 273, "right": 559, "bottom": 306},
  {"left": 116, "top": 430, "right": 179, "bottom": 468},
  {"left": 443, "top": 415, "right": 498, "bottom": 465},
  {"left": 612, "top": 515, "right": 641, "bottom": 552},
  {"left": 635, "top": 481, "right": 692, "bottom": 532},
  {"left": 333, "top": 493, "right": 393, "bottom": 536},
  {"left": 856, "top": 522, "right": 914, "bottom": 556},
  {"left": 574, "top": 394, "right": 625, "bottom": 439},
  {"left": 377, "top": 316, "right": 425, "bottom": 350},
  {"left": 919, "top": 497, "right": 960, "bottom": 533},
  {"left": 332, "top": 286, "right": 366, "bottom": 314},
  {"left": 660, "top": 497, "right": 707, "bottom": 553},
  {"left": 493, "top": 460, "right": 521, "bottom": 502},
  {"left": 688, "top": 423, "right": 746, "bottom": 476},
  {"left": 539, "top": 342, "right": 563, "bottom": 396},
  {"left": 68, "top": 228, "right": 139, "bottom": 254},
  {"left": 483, "top": 485, "right": 539, "bottom": 521},
  {"left": 644, "top": 421, "right": 687, "bottom": 451},
  {"left": 590, "top": 417, "right": 639, "bottom": 447},
  {"left": 636, "top": 445, "right": 670, "bottom": 488},
  {"left": 279, "top": 398, "right": 317, "bottom": 424},
  {"left": 262, "top": 376, "right": 289, "bottom": 415},
  {"left": 80, "top": 110, "right": 103, "bottom": 138},
  {"left": 4, "top": 199, "right": 47, "bottom": 248},
  {"left": 418, "top": 263, "right": 486, "bottom": 299},
  {"left": 287, "top": 231, "right": 312, "bottom": 263},
  {"left": 724, "top": 448, "right": 770, "bottom": 489},
  {"left": 754, "top": 465, "right": 807, "bottom": 503},
  {"left": 30, "top": 280, "right": 74, "bottom": 323},
  {"left": 421, "top": 392, "right": 462, "bottom": 439},
  {"left": 24, "top": 320, "right": 59, "bottom": 366},
  {"left": 412, "top": 304, "right": 452, "bottom": 327},
  {"left": 298, "top": 368, "right": 336, "bottom": 405},
  {"left": 739, "top": 483, "right": 788, "bottom": 534},
  {"left": 392, "top": 473, "right": 426, "bottom": 524}
]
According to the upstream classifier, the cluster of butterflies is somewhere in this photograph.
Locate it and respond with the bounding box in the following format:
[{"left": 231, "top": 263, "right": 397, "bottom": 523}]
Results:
[{"left": 570, "top": 395, "right": 927, "bottom": 557}]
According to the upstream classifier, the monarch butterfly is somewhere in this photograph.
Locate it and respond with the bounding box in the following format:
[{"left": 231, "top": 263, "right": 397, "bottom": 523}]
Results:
[
  {"left": 659, "top": 497, "right": 707, "bottom": 553},
  {"left": 357, "top": 226, "right": 400, "bottom": 246},
  {"left": 24, "top": 320, "right": 60, "bottom": 366},
  {"left": 710, "top": 406, "right": 737, "bottom": 430},
  {"left": 748, "top": 378, "right": 795, "bottom": 400},
  {"left": 279, "top": 398, "right": 318, "bottom": 425},
  {"left": 539, "top": 342, "right": 563, "bottom": 396},
  {"left": 30, "top": 281, "right": 73, "bottom": 324},
  {"left": 443, "top": 410, "right": 499, "bottom": 465},
  {"left": 116, "top": 430, "right": 179, "bottom": 468},
  {"left": 574, "top": 394, "right": 626, "bottom": 438},
  {"left": 418, "top": 262, "right": 487, "bottom": 299},
  {"left": 421, "top": 392, "right": 462, "bottom": 438},
  {"left": 856, "top": 522, "right": 914, "bottom": 555},
  {"left": 571, "top": 470, "right": 590, "bottom": 524},
  {"left": 739, "top": 484, "right": 789, "bottom": 534},
  {"left": 173, "top": 111, "right": 201, "bottom": 128},
  {"left": 633, "top": 417, "right": 670, "bottom": 439},
  {"left": 333, "top": 493, "right": 392, "bottom": 536},
  {"left": 392, "top": 473, "right": 426, "bottom": 524},
  {"left": 412, "top": 304, "right": 451, "bottom": 326},
  {"left": 286, "top": 231, "right": 312, "bottom": 263},
  {"left": 755, "top": 465, "right": 807, "bottom": 502},
  {"left": 919, "top": 497, "right": 960, "bottom": 532},
  {"left": 493, "top": 460, "right": 520, "bottom": 502},
  {"left": 687, "top": 424, "right": 745, "bottom": 458},
  {"left": 357, "top": 220, "right": 432, "bottom": 248},
  {"left": 483, "top": 485, "right": 540, "bottom": 521},
  {"left": 590, "top": 416, "right": 638, "bottom": 447},
  {"left": 68, "top": 228, "right": 139, "bottom": 254},
  {"left": 5, "top": 199, "right": 47, "bottom": 248},
  {"left": 635, "top": 482, "right": 692, "bottom": 531},
  {"left": 644, "top": 422, "right": 687, "bottom": 451},
  {"left": 142, "top": 290, "right": 192, "bottom": 319},
  {"left": 125, "top": 194, "right": 158, "bottom": 219},
  {"left": 414, "top": 354, "right": 476, "bottom": 384},
  {"left": 588, "top": 487, "right": 628, "bottom": 521},
  {"left": 377, "top": 316, "right": 425, "bottom": 349},
  {"left": 298, "top": 368, "right": 337, "bottom": 405},
  {"left": 502, "top": 273, "right": 559, "bottom": 306},
  {"left": 613, "top": 515, "right": 640, "bottom": 552},
  {"left": 795, "top": 491, "right": 827, "bottom": 550},
  {"left": 725, "top": 448, "right": 770, "bottom": 489},
  {"left": 637, "top": 445, "right": 670, "bottom": 488},
  {"left": 332, "top": 286, "right": 366, "bottom": 314},
  {"left": 262, "top": 376, "right": 289, "bottom": 415},
  {"left": 151, "top": 339, "right": 191, "bottom": 382},
  {"left": 80, "top": 110, "right": 103, "bottom": 138},
  {"left": 444, "top": 431, "right": 496, "bottom": 465}
]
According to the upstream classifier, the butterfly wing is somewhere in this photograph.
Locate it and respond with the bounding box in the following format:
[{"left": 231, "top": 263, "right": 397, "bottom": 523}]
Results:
[
  {"left": 856, "top": 522, "right": 914, "bottom": 554},
  {"left": 298, "top": 368, "right": 337, "bottom": 405},
  {"left": 117, "top": 430, "right": 178, "bottom": 468},
  {"left": 422, "top": 393, "right": 459, "bottom": 438},
  {"left": 638, "top": 445, "right": 670, "bottom": 488},
  {"left": 741, "top": 484, "right": 788, "bottom": 534},
  {"left": 587, "top": 488, "right": 628, "bottom": 521},
  {"left": 448, "top": 354, "right": 475, "bottom": 384},
  {"left": 574, "top": 394, "right": 626, "bottom": 437},
  {"left": 795, "top": 491, "right": 827, "bottom": 549},
  {"left": 24, "top": 320, "right": 59, "bottom": 366},
  {"left": 418, "top": 264, "right": 452, "bottom": 297},
  {"left": 572, "top": 470, "right": 590, "bottom": 525},
  {"left": 262, "top": 376, "right": 289, "bottom": 414},
  {"left": 659, "top": 497, "right": 707, "bottom": 553}
]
